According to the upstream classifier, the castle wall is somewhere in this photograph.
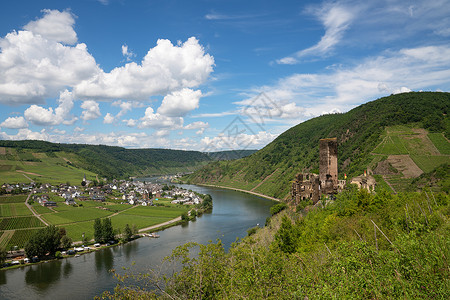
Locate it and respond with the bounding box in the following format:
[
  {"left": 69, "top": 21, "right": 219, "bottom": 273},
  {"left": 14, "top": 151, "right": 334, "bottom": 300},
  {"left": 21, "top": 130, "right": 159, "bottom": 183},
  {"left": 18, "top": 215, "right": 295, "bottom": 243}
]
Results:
[{"left": 319, "top": 138, "right": 338, "bottom": 188}]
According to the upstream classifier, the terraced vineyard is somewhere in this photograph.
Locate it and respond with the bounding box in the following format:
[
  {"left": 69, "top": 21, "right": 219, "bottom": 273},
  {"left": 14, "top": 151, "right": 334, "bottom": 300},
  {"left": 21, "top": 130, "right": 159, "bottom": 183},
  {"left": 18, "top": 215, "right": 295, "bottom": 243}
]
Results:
[{"left": 371, "top": 126, "right": 450, "bottom": 192}]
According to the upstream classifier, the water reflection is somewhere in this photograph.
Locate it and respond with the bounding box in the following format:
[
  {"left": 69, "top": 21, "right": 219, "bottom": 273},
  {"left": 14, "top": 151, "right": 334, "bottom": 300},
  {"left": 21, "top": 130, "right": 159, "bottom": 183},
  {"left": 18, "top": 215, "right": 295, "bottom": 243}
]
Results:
[
  {"left": 25, "top": 260, "right": 65, "bottom": 292},
  {"left": 0, "top": 270, "right": 6, "bottom": 285},
  {"left": 123, "top": 240, "right": 138, "bottom": 259},
  {"left": 95, "top": 248, "right": 114, "bottom": 273},
  {"left": 62, "top": 261, "right": 72, "bottom": 279}
]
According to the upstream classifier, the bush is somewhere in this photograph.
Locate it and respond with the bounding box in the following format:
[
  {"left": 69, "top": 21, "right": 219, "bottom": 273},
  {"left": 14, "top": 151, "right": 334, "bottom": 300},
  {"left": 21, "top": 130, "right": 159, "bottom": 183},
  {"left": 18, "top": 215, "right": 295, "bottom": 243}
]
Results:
[{"left": 270, "top": 202, "right": 288, "bottom": 215}]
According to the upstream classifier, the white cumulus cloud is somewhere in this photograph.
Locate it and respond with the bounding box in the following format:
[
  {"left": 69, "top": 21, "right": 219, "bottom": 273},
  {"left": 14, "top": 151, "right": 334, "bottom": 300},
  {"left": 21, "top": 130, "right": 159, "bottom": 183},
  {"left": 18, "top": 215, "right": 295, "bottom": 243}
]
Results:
[
  {"left": 0, "top": 116, "right": 28, "bottom": 129},
  {"left": 24, "top": 89, "right": 77, "bottom": 126},
  {"left": 74, "top": 37, "right": 214, "bottom": 100},
  {"left": 81, "top": 100, "right": 101, "bottom": 121},
  {"left": 158, "top": 88, "right": 202, "bottom": 117},
  {"left": 24, "top": 9, "right": 78, "bottom": 44}
]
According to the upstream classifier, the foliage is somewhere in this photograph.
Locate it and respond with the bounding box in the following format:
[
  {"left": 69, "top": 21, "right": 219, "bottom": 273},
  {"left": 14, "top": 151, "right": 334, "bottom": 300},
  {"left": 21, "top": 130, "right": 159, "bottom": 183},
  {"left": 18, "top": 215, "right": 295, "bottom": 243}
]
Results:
[
  {"left": 180, "top": 212, "right": 189, "bottom": 222},
  {"left": 0, "top": 247, "right": 6, "bottom": 264},
  {"left": 60, "top": 235, "right": 72, "bottom": 249},
  {"left": 24, "top": 225, "right": 62, "bottom": 258},
  {"left": 123, "top": 224, "right": 132, "bottom": 242},
  {"left": 93, "top": 218, "right": 114, "bottom": 243},
  {"left": 101, "top": 189, "right": 449, "bottom": 299},
  {"left": 270, "top": 202, "right": 287, "bottom": 215}
]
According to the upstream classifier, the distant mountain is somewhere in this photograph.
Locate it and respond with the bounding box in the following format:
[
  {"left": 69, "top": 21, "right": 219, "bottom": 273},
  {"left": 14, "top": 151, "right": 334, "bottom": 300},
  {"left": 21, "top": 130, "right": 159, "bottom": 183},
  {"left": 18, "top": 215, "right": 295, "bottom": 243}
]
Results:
[
  {"left": 0, "top": 141, "right": 255, "bottom": 181},
  {"left": 184, "top": 92, "right": 450, "bottom": 199}
]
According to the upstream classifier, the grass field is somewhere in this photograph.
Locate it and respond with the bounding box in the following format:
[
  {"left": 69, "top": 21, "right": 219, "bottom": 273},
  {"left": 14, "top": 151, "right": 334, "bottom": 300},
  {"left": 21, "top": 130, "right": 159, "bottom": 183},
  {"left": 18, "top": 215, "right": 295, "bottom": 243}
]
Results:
[
  {"left": 0, "top": 203, "right": 32, "bottom": 217},
  {"left": 31, "top": 204, "right": 54, "bottom": 214},
  {"left": 42, "top": 207, "right": 113, "bottom": 225},
  {"left": 0, "top": 195, "right": 27, "bottom": 204},
  {"left": 428, "top": 133, "right": 450, "bottom": 155}
]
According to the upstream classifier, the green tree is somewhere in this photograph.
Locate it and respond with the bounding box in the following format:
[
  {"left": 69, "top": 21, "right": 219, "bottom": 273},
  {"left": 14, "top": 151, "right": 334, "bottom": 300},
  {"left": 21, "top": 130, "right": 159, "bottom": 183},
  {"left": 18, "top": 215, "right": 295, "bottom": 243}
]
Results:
[
  {"left": 0, "top": 247, "right": 7, "bottom": 264},
  {"left": 102, "top": 218, "right": 114, "bottom": 242},
  {"left": 275, "top": 216, "right": 298, "bottom": 254},
  {"left": 94, "top": 218, "right": 103, "bottom": 243},
  {"left": 123, "top": 224, "right": 132, "bottom": 242},
  {"left": 25, "top": 225, "right": 61, "bottom": 258},
  {"left": 60, "top": 235, "right": 72, "bottom": 249}
]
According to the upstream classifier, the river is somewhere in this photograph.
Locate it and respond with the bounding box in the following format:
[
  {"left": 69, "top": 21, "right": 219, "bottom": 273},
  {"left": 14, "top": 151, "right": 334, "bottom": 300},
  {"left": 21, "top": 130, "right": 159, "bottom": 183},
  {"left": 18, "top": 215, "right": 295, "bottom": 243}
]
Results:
[{"left": 0, "top": 183, "right": 275, "bottom": 299}]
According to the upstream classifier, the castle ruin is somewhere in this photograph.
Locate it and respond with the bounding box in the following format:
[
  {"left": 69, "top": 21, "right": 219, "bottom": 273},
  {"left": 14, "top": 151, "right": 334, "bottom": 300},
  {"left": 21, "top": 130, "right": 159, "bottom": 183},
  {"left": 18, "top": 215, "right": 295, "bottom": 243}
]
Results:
[{"left": 291, "top": 138, "right": 345, "bottom": 204}]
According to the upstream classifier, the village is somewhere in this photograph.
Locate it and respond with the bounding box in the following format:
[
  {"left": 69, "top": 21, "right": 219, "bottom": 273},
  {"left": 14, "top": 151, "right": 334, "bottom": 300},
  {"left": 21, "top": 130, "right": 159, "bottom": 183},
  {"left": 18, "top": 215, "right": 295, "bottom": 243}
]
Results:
[{"left": 2, "top": 176, "right": 203, "bottom": 209}]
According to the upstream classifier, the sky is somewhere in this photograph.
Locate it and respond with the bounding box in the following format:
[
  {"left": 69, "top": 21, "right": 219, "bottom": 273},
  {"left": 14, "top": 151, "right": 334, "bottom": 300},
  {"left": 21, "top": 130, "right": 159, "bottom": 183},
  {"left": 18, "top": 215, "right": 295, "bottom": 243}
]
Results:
[{"left": 0, "top": 0, "right": 449, "bottom": 151}]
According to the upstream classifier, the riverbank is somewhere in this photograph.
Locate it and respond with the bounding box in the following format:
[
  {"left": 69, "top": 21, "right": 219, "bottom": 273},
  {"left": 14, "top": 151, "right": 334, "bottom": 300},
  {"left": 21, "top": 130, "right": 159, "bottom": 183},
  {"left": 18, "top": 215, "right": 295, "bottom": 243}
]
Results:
[
  {"left": 193, "top": 183, "right": 281, "bottom": 202},
  {"left": 1, "top": 215, "right": 187, "bottom": 272}
]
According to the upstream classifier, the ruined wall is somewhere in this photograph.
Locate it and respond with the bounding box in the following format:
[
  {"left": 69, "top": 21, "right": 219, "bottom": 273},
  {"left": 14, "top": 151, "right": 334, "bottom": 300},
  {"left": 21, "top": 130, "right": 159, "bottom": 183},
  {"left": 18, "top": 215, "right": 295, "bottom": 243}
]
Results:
[{"left": 319, "top": 138, "right": 338, "bottom": 188}]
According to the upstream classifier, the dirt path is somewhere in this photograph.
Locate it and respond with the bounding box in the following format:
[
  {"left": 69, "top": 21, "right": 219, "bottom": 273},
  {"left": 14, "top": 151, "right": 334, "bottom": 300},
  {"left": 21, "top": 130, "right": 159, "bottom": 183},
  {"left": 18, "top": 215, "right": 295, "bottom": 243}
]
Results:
[
  {"left": 198, "top": 183, "right": 281, "bottom": 202},
  {"left": 24, "top": 191, "right": 49, "bottom": 226},
  {"left": 250, "top": 168, "right": 279, "bottom": 192},
  {"left": 138, "top": 216, "right": 181, "bottom": 233},
  {"left": 108, "top": 205, "right": 136, "bottom": 218}
]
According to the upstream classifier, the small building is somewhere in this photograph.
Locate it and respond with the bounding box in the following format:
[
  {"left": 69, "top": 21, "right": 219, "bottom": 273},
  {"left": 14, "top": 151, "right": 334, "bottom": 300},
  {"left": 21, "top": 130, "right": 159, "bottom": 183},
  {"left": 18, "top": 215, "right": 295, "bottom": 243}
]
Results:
[{"left": 44, "top": 201, "right": 57, "bottom": 207}]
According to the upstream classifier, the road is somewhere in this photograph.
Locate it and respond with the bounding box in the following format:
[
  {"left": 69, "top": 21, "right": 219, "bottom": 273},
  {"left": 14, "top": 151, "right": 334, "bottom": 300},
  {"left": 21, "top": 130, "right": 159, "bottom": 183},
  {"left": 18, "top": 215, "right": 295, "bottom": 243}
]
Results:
[{"left": 24, "top": 191, "right": 49, "bottom": 226}]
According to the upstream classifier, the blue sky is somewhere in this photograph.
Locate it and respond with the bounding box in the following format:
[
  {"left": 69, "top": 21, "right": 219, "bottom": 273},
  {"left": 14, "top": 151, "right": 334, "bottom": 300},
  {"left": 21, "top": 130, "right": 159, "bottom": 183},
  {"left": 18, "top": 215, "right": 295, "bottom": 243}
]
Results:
[{"left": 0, "top": 0, "right": 449, "bottom": 151}]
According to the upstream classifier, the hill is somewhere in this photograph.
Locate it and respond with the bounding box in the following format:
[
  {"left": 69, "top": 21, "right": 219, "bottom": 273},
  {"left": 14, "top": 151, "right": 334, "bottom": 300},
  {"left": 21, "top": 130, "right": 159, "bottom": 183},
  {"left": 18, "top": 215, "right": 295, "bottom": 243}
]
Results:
[
  {"left": 184, "top": 92, "right": 450, "bottom": 198},
  {"left": 0, "top": 141, "right": 255, "bottom": 183}
]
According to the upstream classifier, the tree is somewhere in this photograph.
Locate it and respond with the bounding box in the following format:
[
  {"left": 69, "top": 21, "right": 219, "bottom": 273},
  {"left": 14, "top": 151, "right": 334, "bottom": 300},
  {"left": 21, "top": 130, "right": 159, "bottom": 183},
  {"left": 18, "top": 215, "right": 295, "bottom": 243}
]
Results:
[
  {"left": 0, "top": 247, "right": 7, "bottom": 264},
  {"left": 123, "top": 224, "right": 133, "bottom": 242},
  {"left": 94, "top": 218, "right": 103, "bottom": 243},
  {"left": 25, "top": 225, "right": 61, "bottom": 258},
  {"left": 60, "top": 235, "right": 72, "bottom": 249},
  {"left": 102, "top": 218, "right": 114, "bottom": 242}
]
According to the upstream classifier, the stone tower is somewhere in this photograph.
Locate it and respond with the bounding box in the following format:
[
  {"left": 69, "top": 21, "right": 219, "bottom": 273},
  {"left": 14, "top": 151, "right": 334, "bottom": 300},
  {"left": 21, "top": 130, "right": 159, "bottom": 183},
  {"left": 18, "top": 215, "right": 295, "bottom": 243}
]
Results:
[{"left": 319, "top": 138, "right": 338, "bottom": 190}]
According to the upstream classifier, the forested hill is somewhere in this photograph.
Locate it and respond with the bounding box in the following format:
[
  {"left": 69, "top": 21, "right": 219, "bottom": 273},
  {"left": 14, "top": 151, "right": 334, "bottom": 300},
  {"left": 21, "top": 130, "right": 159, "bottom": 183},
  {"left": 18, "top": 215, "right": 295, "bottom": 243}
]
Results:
[
  {"left": 184, "top": 92, "right": 450, "bottom": 198},
  {"left": 0, "top": 141, "right": 254, "bottom": 180}
]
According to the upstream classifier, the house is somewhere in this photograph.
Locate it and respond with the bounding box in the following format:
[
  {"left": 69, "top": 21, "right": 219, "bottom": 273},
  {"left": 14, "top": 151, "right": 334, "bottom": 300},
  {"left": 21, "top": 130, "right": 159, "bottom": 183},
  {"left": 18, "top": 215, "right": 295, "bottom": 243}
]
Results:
[{"left": 44, "top": 201, "right": 57, "bottom": 207}]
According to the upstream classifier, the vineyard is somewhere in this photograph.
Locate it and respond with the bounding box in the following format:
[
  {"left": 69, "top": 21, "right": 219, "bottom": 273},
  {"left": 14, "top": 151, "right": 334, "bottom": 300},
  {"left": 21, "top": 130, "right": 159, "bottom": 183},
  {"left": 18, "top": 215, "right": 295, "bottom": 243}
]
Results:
[
  {"left": 0, "top": 203, "right": 33, "bottom": 217},
  {"left": 0, "top": 216, "right": 44, "bottom": 230},
  {"left": 0, "top": 195, "right": 27, "bottom": 204},
  {"left": 6, "top": 229, "right": 41, "bottom": 249}
]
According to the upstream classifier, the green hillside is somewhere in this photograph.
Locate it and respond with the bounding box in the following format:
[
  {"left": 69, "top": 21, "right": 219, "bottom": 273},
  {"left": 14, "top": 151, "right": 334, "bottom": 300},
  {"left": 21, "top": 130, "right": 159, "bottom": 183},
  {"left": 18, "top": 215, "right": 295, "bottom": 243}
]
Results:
[
  {"left": 184, "top": 92, "right": 450, "bottom": 198},
  {"left": 0, "top": 141, "right": 257, "bottom": 183}
]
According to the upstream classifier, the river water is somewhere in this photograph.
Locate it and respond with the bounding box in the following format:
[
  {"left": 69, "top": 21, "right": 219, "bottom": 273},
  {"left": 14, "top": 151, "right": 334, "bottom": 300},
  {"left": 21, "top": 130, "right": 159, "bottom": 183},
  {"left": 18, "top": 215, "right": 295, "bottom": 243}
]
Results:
[{"left": 0, "top": 184, "right": 275, "bottom": 299}]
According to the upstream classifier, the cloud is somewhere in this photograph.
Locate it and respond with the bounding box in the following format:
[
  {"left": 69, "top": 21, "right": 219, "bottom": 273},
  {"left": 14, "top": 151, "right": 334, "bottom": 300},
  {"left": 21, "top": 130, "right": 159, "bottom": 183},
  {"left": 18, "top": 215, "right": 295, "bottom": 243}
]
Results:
[
  {"left": 139, "top": 106, "right": 183, "bottom": 129},
  {"left": 74, "top": 37, "right": 214, "bottom": 100},
  {"left": 24, "top": 89, "right": 77, "bottom": 126},
  {"left": 278, "top": 2, "right": 356, "bottom": 64},
  {"left": 0, "top": 10, "right": 99, "bottom": 105},
  {"left": 121, "top": 44, "right": 135, "bottom": 61},
  {"left": 0, "top": 116, "right": 28, "bottom": 129},
  {"left": 158, "top": 88, "right": 202, "bottom": 117},
  {"left": 103, "top": 113, "right": 115, "bottom": 124},
  {"left": 23, "top": 9, "right": 77, "bottom": 44},
  {"left": 0, "top": 10, "right": 213, "bottom": 107},
  {"left": 259, "top": 44, "right": 450, "bottom": 118},
  {"left": 184, "top": 121, "right": 209, "bottom": 130},
  {"left": 0, "top": 128, "right": 49, "bottom": 141},
  {"left": 80, "top": 100, "right": 101, "bottom": 121}
]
